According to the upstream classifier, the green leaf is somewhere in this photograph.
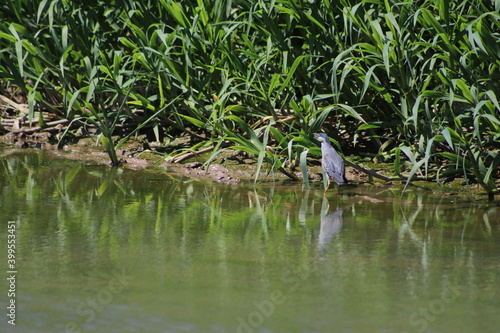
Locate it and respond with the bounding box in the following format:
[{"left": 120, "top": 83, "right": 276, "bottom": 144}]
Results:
[
  {"left": 178, "top": 114, "right": 205, "bottom": 128},
  {"left": 278, "top": 55, "right": 307, "bottom": 95},
  {"left": 442, "top": 127, "right": 464, "bottom": 147}
]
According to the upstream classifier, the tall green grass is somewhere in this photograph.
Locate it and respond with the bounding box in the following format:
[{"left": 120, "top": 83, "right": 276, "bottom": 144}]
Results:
[{"left": 0, "top": 0, "right": 498, "bottom": 196}]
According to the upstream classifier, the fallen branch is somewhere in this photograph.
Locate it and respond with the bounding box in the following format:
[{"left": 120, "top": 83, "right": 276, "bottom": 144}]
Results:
[
  {"left": 344, "top": 159, "right": 429, "bottom": 182},
  {"left": 344, "top": 159, "right": 397, "bottom": 181},
  {"left": 0, "top": 95, "right": 28, "bottom": 113},
  {"left": 11, "top": 119, "right": 70, "bottom": 134},
  {"left": 173, "top": 146, "right": 217, "bottom": 163},
  {"left": 278, "top": 166, "right": 300, "bottom": 181},
  {"left": 172, "top": 142, "right": 233, "bottom": 163}
]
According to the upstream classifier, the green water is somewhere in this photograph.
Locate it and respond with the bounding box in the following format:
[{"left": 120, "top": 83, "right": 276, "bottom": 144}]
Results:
[{"left": 1, "top": 149, "right": 499, "bottom": 333}]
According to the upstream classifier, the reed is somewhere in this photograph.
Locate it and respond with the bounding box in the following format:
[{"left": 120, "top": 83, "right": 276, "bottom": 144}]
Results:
[{"left": 0, "top": 0, "right": 498, "bottom": 196}]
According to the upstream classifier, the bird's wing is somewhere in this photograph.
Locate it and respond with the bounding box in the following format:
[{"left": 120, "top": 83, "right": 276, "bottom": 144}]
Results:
[{"left": 322, "top": 151, "right": 346, "bottom": 184}]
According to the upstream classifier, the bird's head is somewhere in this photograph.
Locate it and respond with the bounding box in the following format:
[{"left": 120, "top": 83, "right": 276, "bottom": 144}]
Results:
[{"left": 314, "top": 133, "right": 330, "bottom": 143}]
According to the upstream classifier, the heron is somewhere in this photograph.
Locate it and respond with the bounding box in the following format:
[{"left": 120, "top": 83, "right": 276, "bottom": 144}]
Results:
[{"left": 314, "top": 133, "right": 348, "bottom": 193}]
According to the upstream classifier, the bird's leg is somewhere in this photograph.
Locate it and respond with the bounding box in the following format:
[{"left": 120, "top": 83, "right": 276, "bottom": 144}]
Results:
[
  {"left": 323, "top": 178, "right": 330, "bottom": 195},
  {"left": 322, "top": 169, "right": 329, "bottom": 195}
]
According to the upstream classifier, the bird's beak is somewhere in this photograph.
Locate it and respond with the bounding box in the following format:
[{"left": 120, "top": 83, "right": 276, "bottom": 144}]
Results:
[{"left": 313, "top": 133, "right": 320, "bottom": 138}]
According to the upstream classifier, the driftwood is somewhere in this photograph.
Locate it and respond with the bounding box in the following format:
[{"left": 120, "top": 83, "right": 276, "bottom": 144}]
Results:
[
  {"left": 10, "top": 119, "right": 70, "bottom": 134},
  {"left": 0, "top": 95, "right": 29, "bottom": 114},
  {"left": 344, "top": 158, "right": 430, "bottom": 182},
  {"left": 344, "top": 159, "right": 396, "bottom": 182},
  {"left": 173, "top": 146, "right": 218, "bottom": 163}
]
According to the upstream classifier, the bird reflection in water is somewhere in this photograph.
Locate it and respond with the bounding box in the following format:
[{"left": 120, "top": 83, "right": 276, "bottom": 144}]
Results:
[{"left": 318, "top": 197, "right": 344, "bottom": 252}]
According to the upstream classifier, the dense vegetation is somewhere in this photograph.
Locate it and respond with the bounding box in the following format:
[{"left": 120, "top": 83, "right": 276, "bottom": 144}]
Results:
[{"left": 1, "top": 0, "right": 499, "bottom": 197}]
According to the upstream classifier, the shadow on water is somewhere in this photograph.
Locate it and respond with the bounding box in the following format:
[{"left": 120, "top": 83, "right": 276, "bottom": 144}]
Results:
[{"left": 1, "top": 149, "right": 499, "bottom": 333}]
